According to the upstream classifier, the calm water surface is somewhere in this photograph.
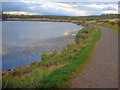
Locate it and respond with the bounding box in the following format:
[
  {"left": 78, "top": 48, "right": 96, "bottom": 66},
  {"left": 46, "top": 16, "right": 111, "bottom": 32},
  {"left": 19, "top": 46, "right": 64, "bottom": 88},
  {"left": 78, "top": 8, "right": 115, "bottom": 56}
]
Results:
[{"left": 2, "top": 21, "right": 83, "bottom": 70}]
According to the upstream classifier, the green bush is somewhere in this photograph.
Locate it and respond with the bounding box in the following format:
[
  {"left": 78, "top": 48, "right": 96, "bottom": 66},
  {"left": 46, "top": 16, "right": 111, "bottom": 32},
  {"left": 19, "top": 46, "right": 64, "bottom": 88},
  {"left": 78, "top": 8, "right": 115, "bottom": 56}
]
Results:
[
  {"left": 41, "top": 53, "right": 48, "bottom": 61},
  {"left": 50, "top": 51, "right": 57, "bottom": 57},
  {"left": 81, "top": 29, "right": 89, "bottom": 33},
  {"left": 76, "top": 22, "right": 82, "bottom": 25},
  {"left": 67, "top": 44, "right": 71, "bottom": 50}
]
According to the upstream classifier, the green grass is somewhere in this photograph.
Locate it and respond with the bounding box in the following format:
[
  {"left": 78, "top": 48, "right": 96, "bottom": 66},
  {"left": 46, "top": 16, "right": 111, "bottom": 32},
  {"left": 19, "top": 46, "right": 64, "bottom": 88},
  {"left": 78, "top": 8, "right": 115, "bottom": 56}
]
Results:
[
  {"left": 2, "top": 26, "right": 101, "bottom": 88},
  {"left": 91, "top": 22, "right": 119, "bottom": 33},
  {"left": 33, "top": 27, "right": 101, "bottom": 88}
]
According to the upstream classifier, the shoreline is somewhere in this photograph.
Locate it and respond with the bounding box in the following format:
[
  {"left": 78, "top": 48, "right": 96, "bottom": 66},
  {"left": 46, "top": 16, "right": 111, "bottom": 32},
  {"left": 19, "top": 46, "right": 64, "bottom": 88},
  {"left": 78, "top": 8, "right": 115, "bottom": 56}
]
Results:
[
  {"left": 2, "top": 17, "right": 88, "bottom": 26},
  {"left": 2, "top": 35, "right": 78, "bottom": 71},
  {"left": 2, "top": 20, "right": 84, "bottom": 71},
  {"left": 2, "top": 24, "right": 101, "bottom": 88}
]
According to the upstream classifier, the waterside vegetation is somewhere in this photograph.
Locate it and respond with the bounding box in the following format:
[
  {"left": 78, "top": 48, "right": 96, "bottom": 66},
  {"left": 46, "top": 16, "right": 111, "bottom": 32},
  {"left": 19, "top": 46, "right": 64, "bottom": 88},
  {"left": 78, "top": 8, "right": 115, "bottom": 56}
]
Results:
[
  {"left": 3, "top": 13, "right": 118, "bottom": 88},
  {"left": 2, "top": 25, "right": 101, "bottom": 88},
  {"left": 90, "top": 19, "right": 119, "bottom": 33},
  {"left": 2, "top": 13, "right": 119, "bottom": 30}
]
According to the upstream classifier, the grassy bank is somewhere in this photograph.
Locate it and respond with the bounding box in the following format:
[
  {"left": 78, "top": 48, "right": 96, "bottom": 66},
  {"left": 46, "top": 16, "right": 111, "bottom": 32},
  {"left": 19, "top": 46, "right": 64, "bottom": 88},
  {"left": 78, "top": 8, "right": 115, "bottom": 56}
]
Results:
[
  {"left": 2, "top": 25, "right": 101, "bottom": 88},
  {"left": 90, "top": 21, "right": 119, "bottom": 33}
]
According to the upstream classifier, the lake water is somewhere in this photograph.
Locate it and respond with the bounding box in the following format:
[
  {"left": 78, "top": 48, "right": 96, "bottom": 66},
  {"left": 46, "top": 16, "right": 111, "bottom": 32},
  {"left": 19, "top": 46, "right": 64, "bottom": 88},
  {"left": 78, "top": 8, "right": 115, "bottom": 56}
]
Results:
[{"left": 2, "top": 21, "right": 83, "bottom": 70}]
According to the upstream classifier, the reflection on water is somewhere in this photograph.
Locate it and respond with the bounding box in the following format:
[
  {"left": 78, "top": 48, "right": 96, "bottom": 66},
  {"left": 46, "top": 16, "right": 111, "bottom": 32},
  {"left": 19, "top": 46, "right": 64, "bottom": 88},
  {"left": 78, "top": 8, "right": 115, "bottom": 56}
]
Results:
[{"left": 2, "top": 21, "right": 83, "bottom": 70}]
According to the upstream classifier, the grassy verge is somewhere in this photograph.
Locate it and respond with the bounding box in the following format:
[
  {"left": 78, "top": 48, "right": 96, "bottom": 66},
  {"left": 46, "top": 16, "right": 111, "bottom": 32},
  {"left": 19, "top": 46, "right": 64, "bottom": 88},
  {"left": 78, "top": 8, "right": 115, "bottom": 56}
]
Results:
[
  {"left": 91, "top": 22, "right": 119, "bottom": 33},
  {"left": 34, "top": 27, "right": 101, "bottom": 88},
  {"left": 2, "top": 25, "right": 101, "bottom": 88}
]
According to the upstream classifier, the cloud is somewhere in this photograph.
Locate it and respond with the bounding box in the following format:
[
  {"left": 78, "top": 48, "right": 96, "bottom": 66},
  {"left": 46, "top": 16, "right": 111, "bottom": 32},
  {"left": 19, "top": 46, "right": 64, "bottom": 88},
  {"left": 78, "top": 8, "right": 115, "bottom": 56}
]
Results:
[
  {"left": 28, "top": 6, "right": 36, "bottom": 10},
  {"left": 39, "top": 3, "right": 88, "bottom": 16},
  {"left": 2, "top": 2, "right": 119, "bottom": 16},
  {"left": 2, "top": 0, "right": 118, "bottom": 2},
  {"left": 2, "top": 2, "right": 29, "bottom": 11},
  {"left": 85, "top": 2, "right": 118, "bottom": 14},
  {"left": 87, "top": 3, "right": 118, "bottom": 10},
  {"left": 103, "top": 6, "right": 116, "bottom": 11},
  {"left": 102, "top": 10, "right": 118, "bottom": 14},
  {"left": 87, "top": 4, "right": 105, "bottom": 9}
]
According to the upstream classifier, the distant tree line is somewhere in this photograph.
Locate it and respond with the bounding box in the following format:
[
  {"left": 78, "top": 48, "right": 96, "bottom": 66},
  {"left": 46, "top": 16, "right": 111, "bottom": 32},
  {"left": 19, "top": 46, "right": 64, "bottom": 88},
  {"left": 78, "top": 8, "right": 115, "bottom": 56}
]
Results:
[{"left": 2, "top": 11, "right": 119, "bottom": 21}]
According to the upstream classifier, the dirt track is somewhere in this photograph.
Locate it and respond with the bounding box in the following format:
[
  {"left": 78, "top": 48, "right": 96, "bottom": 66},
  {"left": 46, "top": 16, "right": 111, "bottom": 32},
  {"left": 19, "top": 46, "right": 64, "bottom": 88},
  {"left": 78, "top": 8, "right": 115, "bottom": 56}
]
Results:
[{"left": 70, "top": 25, "right": 118, "bottom": 88}]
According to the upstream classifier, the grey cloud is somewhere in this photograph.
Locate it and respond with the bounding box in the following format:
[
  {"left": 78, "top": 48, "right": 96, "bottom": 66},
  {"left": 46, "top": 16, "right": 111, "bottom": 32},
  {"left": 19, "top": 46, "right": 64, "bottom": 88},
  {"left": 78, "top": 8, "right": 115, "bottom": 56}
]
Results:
[
  {"left": 102, "top": 6, "right": 117, "bottom": 11},
  {"left": 2, "top": 2, "right": 118, "bottom": 16},
  {"left": 2, "top": 2, "right": 29, "bottom": 11}
]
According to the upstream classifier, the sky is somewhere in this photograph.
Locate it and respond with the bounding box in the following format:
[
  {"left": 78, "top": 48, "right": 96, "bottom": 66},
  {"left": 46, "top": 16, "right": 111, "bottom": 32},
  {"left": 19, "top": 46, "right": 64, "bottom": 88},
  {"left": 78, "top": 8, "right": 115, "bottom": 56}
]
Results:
[
  {"left": 2, "top": 0, "right": 119, "bottom": 2},
  {"left": 2, "top": 0, "right": 119, "bottom": 16}
]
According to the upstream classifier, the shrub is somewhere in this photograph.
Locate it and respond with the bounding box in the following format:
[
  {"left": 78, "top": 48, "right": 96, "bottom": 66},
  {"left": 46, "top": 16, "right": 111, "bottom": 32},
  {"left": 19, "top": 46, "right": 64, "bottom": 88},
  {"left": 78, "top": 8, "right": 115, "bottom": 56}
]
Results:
[
  {"left": 41, "top": 53, "right": 48, "bottom": 61},
  {"left": 104, "top": 20, "right": 109, "bottom": 23},
  {"left": 99, "top": 21, "right": 104, "bottom": 23},
  {"left": 11, "top": 71, "right": 21, "bottom": 76},
  {"left": 76, "top": 22, "right": 82, "bottom": 25},
  {"left": 81, "top": 29, "right": 89, "bottom": 33},
  {"left": 50, "top": 51, "right": 57, "bottom": 57},
  {"left": 76, "top": 33, "right": 85, "bottom": 39},
  {"left": 110, "top": 22, "right": 115, "bottom": 25},
  {"left": 67, "top": 44, "right": 71, "bottom": 50},
  {"left": 73, "top": 47, "right": 78, "bottom": 52}
]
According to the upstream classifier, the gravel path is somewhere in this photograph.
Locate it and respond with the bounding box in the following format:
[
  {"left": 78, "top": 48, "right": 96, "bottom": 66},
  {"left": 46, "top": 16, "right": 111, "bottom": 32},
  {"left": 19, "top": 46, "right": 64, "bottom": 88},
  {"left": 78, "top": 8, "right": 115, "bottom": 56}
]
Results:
[{"left": 70, "top": 25, "right": 118, "bottom": 88}]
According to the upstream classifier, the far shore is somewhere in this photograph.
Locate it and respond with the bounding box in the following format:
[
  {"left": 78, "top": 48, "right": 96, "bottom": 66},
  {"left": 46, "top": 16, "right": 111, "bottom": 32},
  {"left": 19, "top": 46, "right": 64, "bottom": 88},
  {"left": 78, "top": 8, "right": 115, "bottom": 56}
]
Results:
[{"left": 4, "top": 18, "right": 77, "bottom": 22}]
